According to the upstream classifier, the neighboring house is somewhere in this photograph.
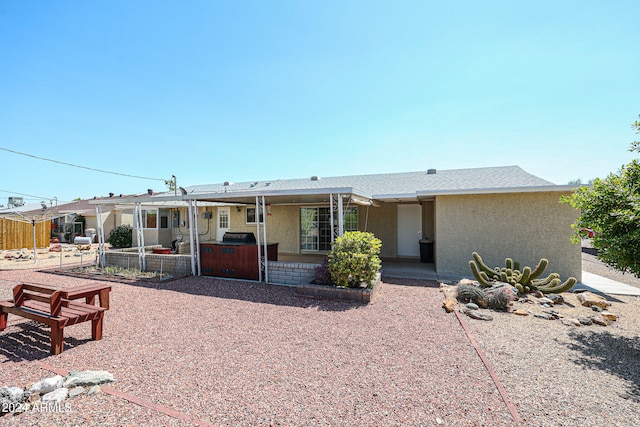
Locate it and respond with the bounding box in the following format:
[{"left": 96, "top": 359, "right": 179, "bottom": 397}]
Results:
[{"left": 100, "top": 166, "right": 581, "bottom": 281}]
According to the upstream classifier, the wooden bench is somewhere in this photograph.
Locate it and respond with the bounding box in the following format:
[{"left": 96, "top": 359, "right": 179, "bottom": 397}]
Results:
[{"left": 0, "top": 284, "right": 106, "bottom": 355}]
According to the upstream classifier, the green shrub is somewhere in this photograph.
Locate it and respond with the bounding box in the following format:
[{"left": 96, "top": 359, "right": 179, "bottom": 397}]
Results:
[
  {"left": 107, "top": 225, "right": 133, "bottom": 248},
  {"left": 328, "top": 231, "right": 382, "bottom": 288}
]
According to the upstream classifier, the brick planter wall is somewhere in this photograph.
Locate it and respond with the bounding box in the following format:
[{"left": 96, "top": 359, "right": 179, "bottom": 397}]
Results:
[
  {"left": 295, "top": 273, "right": 382, "bottom": 303},
  {"left": 267, "top": 261, "right": 320, "bottom": 286},
  {"left": 105, "top": 247, "right": 192, "bottom": 276}
]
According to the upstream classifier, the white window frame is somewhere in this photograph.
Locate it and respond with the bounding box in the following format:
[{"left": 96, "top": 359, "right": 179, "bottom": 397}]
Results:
[{"left": 245, "top": 206, "right": 264, "bottom": 224}]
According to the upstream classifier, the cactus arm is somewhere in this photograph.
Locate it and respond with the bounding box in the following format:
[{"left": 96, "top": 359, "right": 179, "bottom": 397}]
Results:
[
  {"left": 529, "top": 258, "right": 549, "bottom": 281},
  {"left": 472, "top": 252, "right": 497, "bottom": 276},
  {"left": 538, "top": 277, "right": 577, "bottom": 294},
  {"left": 469, "top": 261, "right": 492, "bottom": 287},
  {"left": 505, "top": 258, "right": 513, "bottom": 269},
  {"left": 515, "top": 283, "right": 524, "bottom": 294},
  {"left": 514, "top": 261, "right": 520, "bottom": 271},
  {"left": 532, "top": 273, "right": 560, "bottom": 286},
  {"left": 519, "top": 267, "right": 531, "bottom": 284}
]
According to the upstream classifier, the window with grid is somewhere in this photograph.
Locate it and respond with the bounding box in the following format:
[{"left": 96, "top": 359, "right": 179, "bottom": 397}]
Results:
[
  {"left": 141, "top": 209, "right": 157, "bottom": 229},
  {"left": 300, "top": 207, "right": 357, "bottom": 251}
]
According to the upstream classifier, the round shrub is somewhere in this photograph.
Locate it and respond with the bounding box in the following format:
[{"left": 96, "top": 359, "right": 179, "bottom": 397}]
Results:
[
  {"left": 107, "top": 225, "right": 133, "bottom": 248},
  {"left": 328, "top": 231, "right": 382, "bottom": 288}
]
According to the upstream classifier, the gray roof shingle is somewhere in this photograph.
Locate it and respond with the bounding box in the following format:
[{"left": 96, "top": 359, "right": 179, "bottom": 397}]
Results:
[{"left": 186, "top": 166, "right": 555, "bottom": 199}]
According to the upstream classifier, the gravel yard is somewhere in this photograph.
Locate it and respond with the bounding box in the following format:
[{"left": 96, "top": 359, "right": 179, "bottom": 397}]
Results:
[
  {"left": 1, "top": 242, "right": 638, "bottom": 426},
  {"left": 0, "top": 271, "right": 516, "bottom": 426}
]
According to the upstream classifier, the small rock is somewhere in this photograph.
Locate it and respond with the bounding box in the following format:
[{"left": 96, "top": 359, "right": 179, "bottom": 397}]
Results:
[
  {"left": 578, "top": 316, "right": 593, "bottom": 326},
  {"left": 538, "top": 297, "right": 554, "bottom": 305},
  {"left": 0, "top": 386, "right": 26, "bottom": 412},
  {"left": 546, "top": 294, "right": 565, "bottom": 305},
  {"left": 63, "top": 371, "right": 115, "bottom": 388},
  {"left": 542, "top": 303, "right": 551, "bottom": 308},
  {"left": 591, "top": 316, "right": 612, "bottom": 326},
  {"left": 466, "top": 310, "right": 493, "bottom": 321},
  {"left": 28, "top": 375, "right": 64, "bottom": 395},
  {"left": 41, "top": 388, "right": 68, "bottom": 404},
  {"left": 436, "top": 418, "right": 444, "bottom": 425},
  {"left": 466, "top": 302, "right": 479, "bottom": 310},
  {"left": 458, "top": 279, "right": 476, "bottom": 286},
  {"left": 600, "top": 311, "right": 618, "bottom": 321},
  {"left": 562, "top": 318, "right": 582, "bottom": 327},
  {"left": 442, "top": 297, "right": 457, "bottom": 313},
  {"left": 576, "top": 291, "right": 611, "bottom": 309},
  {"left": 591, "top": 305, "right": 603, "bottom": 312},
  {"left": 513, "top": 309, "right": 529, "bottom": 316},
  {"left": 87, "top": 385, "right": 101, "bottom": 395},
  {"left": 534, "top": 313, "right": 552, "bottom": 320},
  {"left": 533, "top": 290, "right": 544, "bottom": 298},
  {"left": 68, "top": 386, "right": 86, "bottom": 398}
]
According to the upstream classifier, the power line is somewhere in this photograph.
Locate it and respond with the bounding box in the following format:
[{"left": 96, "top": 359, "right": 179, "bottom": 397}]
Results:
[
  {"left": 1, "top": 147, "right": 166, "bottom": 181},
  {"left": 0, "top": 189, "right": 52, "bottom": 200}
]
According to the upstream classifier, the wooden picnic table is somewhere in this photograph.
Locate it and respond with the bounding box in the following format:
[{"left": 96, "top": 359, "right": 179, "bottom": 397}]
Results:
[{"left": 39, "top": 282, "right": 112, "bottom": 310}]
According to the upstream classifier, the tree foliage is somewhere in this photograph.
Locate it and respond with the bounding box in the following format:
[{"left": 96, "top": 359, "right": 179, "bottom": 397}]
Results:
[{"left": 561, "top": 116, "right": 640, "bottom": 277}]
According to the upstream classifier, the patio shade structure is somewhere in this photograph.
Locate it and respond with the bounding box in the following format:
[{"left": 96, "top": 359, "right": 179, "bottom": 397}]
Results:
[{"left": 90, "top": 185, "right": 376, "bottom": 280}]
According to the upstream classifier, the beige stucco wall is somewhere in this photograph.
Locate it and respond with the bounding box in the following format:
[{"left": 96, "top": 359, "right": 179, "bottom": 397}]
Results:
[
  {"left": 434, "top": 192, "right": 581, "bottom": 281},
  {"left": 365, "top": 202, "right": 397, "bottom": 258}
]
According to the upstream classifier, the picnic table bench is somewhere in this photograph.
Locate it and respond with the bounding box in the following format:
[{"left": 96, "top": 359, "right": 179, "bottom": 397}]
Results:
[{"left": 0, "top": 283, "right": 108, "bottom": 355}]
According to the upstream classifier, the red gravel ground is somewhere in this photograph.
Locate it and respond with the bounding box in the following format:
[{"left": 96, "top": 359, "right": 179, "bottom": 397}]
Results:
[{"left": 0, "top": 271, "right": 518, "bottom": 426}]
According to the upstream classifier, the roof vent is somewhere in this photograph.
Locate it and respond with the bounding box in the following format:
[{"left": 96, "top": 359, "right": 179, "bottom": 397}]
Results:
[
  {"left": 310, "top": 176, "right": 319, "bottom": 181},
  {"left": 109, "top": 192, "right": 114, "bottom": 197},
  {"left": 147, "top": 189, "right": 153, "bottom": 195},
  {"left": 250, "top": 182, "right": 258, "bottom": 188},
  {"left": 223, "top": 181, "right": 231, "bottom": 186},
  {"left": 427, "top": 169, "right": 437, "bottom": 175},
  {"left": 265, "top": 182, "right": 271, "bottom": 186}
]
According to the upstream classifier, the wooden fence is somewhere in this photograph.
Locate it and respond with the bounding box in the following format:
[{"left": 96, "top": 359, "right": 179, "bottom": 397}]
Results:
[{"left": 0, "top": 217, "right": 50, "bottom": 250}]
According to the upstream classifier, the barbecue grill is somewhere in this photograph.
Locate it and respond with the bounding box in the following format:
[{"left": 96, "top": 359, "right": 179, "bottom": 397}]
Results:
[{"left": 222, "top": 232, "right": 256, "bottom": 244}]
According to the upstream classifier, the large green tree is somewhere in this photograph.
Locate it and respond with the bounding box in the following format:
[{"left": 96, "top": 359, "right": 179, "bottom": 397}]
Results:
[{"left": 562, "top": 116, "right": 640, "bottom": 277}]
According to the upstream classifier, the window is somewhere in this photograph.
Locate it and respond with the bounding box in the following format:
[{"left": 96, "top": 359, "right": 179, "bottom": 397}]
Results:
[
  {"left": 300, "top": 207, "right": 357, "bottom": 251},
  {"left": 219, "top": 209, "right": 229, "bottom": 229},
  {"left": 246, "top": 206, "right": 264, "bottom": 224},
  {"left": 141, "top": 209, "right": 157, "bottom": 229}
]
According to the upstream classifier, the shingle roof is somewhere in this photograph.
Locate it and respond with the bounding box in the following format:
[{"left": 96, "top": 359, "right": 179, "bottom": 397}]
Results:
[{"left": 186, "top": 166, "right": 555, "bottom": 200}]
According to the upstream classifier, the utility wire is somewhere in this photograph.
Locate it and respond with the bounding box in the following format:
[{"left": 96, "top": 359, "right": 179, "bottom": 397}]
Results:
[
  {"left": 0, "top": 189, "right": 52, "bottom": 200},
  {"left": 1, "top": 147, "right": 166, "bottom": 181}
]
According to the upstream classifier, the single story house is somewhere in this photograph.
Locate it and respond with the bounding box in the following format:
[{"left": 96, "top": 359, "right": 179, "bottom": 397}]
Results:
[{"left": 92, "top": 165, "right": 581, "bottom": 283}]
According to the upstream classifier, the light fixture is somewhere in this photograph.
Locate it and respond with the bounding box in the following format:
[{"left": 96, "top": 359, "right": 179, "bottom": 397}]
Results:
[{"left": 236, "top": 206, "right": 242, "bottom": 213}]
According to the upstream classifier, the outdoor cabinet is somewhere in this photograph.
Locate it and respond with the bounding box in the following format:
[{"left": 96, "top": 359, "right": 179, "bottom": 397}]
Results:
[{"left": 200, "top": 243, "right": 278, "bottom": 280}]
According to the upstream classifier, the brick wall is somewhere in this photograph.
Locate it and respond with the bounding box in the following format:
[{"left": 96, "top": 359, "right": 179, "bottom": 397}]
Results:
[
  {"left": 105, "top": 247, "right": 192, "bottom": 276},
  {"left": 267, "top": 261, "right": 320, "bottom": 286}
]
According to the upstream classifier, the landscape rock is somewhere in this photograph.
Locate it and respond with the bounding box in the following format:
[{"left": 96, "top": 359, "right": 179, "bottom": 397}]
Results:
[
  {"left": 0, "top": 386, "right": 26, "bottom": 411},
  {"left": 442, "top": 297, "right": 457, "bottom": 313},
  {"left": 538, "top": 297, "right": 555, "bottom": 305},
  {"left": 466, "top": 310, "right": 493, "bottom": 321},
  {"left": 68, "top": 386, "right": 86, "bottom": 398},
  {"left": 466, "top": 302, "right": 479, "bottom": 310},
  {"left": 546, "top": 294, "right": 565, "bottom": 305},
  {"left": 87, "top": 385, "right": 101, "bottom": 395},
  {"left": 513, "top": 309, "right": 529, "bottom": 316},
  {"left": 591, "top": 316, "right": 612, "bottom": 326},
  {"left": 534, "top": 313, "right": 552, "bottom": 320},
  {"left": 41, "top": 388, "right": 68, "bottom": 404},
  {"left": 578, "top": 316, "right": 593, "bottom": 326},
  {"left": 63, "top": 370, "right": 115, "bottom": 388},
  {"left": 28, "top": 375, "right": 64, "bottom": 395},
  {"left": 600, "top": 311, "right": 618, "bottom": 321},
  {"left": 591, "top": 305, "right": 603, "bottom": 312},
  {"left": 562, "top": 318, "right": 582, "bottom": 327},
  {"left": 576, "top": 291, "right": 611, "bottom": 309},
  {"left": 458, "top": 279, "right": 476, "bottom": 286}
]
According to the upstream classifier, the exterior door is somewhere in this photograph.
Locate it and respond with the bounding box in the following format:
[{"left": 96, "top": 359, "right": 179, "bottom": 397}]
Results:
[
  {"left": 216, "top": 207, "right": 230, "bottom": 241},
  {"left": 397, "top": 204, "right": 422, "bottom": 257}
]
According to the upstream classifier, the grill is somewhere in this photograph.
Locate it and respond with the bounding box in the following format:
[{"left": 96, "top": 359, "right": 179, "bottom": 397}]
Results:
[{"left": 222, "top": 232, "right": 257, "bottom": 244}]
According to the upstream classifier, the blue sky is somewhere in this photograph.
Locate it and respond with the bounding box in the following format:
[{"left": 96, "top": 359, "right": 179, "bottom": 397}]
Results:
[{"left": 1, "top": 1, "right": 638, "bottom": 204}]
